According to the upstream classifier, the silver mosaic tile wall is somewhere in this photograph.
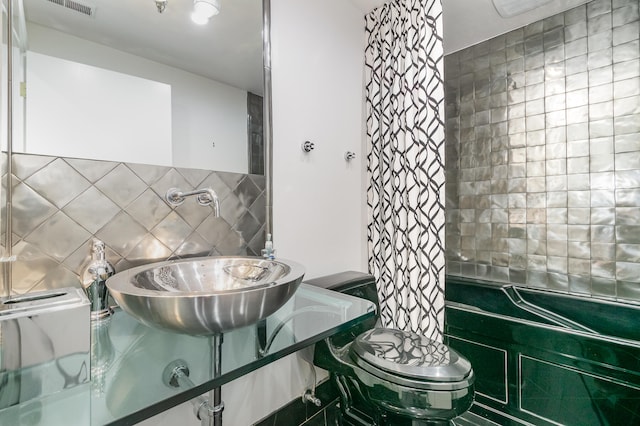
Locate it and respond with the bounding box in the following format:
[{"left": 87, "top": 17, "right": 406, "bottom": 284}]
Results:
[
  {"left": 445, "top": 0, "right": 640, "bottom": 301},
  {"left": 3, "top": 153, "right": 266, "bottom": 294}
]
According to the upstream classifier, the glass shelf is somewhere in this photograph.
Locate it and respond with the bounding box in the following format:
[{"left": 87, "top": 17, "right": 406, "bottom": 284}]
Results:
[{"left": 0, "top": 284, "right": 376, "bottom": 426}]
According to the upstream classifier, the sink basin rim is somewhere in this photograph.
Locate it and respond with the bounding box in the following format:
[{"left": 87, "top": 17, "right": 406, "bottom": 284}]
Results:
[{"left": 106, "top": 256, "right": 305, "bottom": 298}]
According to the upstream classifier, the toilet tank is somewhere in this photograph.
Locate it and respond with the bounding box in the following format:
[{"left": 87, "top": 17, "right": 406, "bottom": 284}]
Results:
[{"left": 305, "top": 271, "right": 379, "bottom": 346}]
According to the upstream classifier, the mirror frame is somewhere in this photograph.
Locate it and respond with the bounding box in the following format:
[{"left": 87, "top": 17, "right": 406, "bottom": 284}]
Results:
[
  {"left": 263, "top": 0, "right": 273, "bottom": 238},
  {"left": 0, "top": 0, "right": 273, "bottom": 296}
]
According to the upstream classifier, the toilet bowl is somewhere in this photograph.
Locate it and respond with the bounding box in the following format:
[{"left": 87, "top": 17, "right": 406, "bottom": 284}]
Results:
[{"left": 307, "top": 272, "right": 474, "bottom": 426}]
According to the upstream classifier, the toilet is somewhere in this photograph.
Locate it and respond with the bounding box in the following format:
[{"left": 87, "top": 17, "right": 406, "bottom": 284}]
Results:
[{"left": 307, "top": 271, "right": 474, "bottom": 426}]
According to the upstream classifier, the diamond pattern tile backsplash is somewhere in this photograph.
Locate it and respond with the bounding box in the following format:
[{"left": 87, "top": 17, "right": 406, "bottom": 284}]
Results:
[
  {"left": 3, "top": 153, "right": 266, "bottom": 294},
  {"left": 445, "top": 0, "right": 640, "bottom": 302}
]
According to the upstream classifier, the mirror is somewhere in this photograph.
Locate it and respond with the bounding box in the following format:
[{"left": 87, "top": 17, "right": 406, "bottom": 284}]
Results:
[{"left": 15, "top": 0, "right": 265, "bottom": 174}]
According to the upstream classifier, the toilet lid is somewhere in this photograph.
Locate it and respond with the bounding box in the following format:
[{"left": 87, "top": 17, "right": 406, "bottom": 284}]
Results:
[{"left": 350, "top": 328, "right": 472, "bottom": 383}]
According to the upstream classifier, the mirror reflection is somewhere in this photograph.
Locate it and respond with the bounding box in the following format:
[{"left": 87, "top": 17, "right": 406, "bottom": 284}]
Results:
[{"left": 17, "top": 0, "right": 264, "bottom": 174}]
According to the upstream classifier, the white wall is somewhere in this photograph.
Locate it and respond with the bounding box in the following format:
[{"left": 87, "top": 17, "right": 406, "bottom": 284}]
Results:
[
  {"left": 141, "top": 0, "right": 368, "bottom": 424},
  {"left": 25, "top": 23, "right": 249, "bottom": 173},
  {"left": 272, "top": 0, "right": 368, "bottom": 280}
]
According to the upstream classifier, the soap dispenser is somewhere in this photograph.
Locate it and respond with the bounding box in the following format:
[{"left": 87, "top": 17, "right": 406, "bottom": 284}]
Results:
[
  {"left": 261, "top": 233, "right": 276, "bottom": 259},
  {"left": 81, "top": 239, "right": 116, "bottom": 320}
]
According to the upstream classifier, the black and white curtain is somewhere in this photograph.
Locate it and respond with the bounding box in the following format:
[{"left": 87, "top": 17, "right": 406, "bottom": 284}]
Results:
[{"left": 365, "top": 0, "right": 445, "bottom": 341}]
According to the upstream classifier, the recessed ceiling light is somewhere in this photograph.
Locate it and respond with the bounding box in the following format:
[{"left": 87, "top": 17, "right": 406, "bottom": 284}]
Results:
[{"left": 192, "top": 0, "right": 220, "bottom": 24}]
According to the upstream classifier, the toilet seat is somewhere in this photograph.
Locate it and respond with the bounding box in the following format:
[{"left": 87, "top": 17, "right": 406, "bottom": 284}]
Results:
[{"left": 349, "top": 328, "right": 474, "bottom": 391}]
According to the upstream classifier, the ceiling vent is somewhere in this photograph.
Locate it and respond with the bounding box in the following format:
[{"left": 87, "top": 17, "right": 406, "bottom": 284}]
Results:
[
  {"left": 45, "top": 0, "right": 96, "bottom": 17},
  {"left": 492, "top": 0, "right": 552, "bottom": 17}
]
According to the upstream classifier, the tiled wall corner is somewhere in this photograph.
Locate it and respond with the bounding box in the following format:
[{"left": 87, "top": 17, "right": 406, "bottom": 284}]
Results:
[
  {"left": 445, "top": 0, "right": 640, "bottom": 301},
  {"left": 8, "top": 153, "right": 266, "bottom": 294}
]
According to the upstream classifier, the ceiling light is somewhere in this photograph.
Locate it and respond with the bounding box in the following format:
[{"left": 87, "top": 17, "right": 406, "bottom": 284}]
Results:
[{"left": 191, "top": 0, "right": 220, "bottom": 24}]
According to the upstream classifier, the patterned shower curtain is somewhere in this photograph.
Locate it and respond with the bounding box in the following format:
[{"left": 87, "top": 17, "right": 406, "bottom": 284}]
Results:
[{"left": 365, "top": 0, "right": 445, "bottom": 341}]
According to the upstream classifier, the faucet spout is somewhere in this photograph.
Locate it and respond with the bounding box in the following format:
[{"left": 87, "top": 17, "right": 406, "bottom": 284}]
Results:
[{"left": 166, "top": 188, "right": 220, "bottom": 217}]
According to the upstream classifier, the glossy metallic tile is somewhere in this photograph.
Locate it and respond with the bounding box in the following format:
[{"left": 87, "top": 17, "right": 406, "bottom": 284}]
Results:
[
  {"left": 177, "top": 168, "right": 210, "bottom": 188},
  {"left": 151, "top": 212, "right": 193, "bottom": 251},
  {"left": 566, "top": 55, "right": 588, "bottom": 75},
  {"left": 547, "top": 223, "right": 568, "bottom": 240},
  {"left": 616, "top": 188, "right": 640, "bottom": 207},
  {"left": 614, "top": 114, "right": 640, "bottom": 135},
  {"left": 24, "top": 211, "right": 91, "bottom": 262},
  {"left": 25, "top": 159, "right": 91, "bottom": 209},
  {"left": 590, "top": 154, "right": 615, "bottom": 172},
  {"left": 591, "top": 172, "right": 615, "bottom": 189},
  {"left": 588, "top": 0, "right": 612, "bottom": 19},
  {"left": 527, "top": 130, "right": 546, "bottom": 146},
  {"left": 589, "top": 17, "right": 613, "bottom": 40},
  {"left": 590, "top": 136, "right": 614, "bottom": 155},
  {"left": 589, "top": 101, "right": 614, "bottom": 121},
  {"left": 174, "top": 232, "right": 213, "bottom": 258},
  {"left": 613, "top": 40, "right": 640, "bottom": 63},
  {"left": 568, "top": 241, "right": 591, "bottom": 259},
  {"left": 617, "top": 208, "right": 640, "bottom": 227},
  {"left": 614, "top": 22, "right": 640, "bottom": 47},
  {"left": 546, "top": 127, "right": 567, "bottom": 144},
  {"left": 566, "top": 88, "right": 589, "bottom": 108},
  {"left": 95, "top": 164, "right": 147, "bottom": 209},
  {"left": 616, "top": 170, "right": 640, "bottom": 188},
  {"left": 214, "top": 228, "right": 247, "bottom": 256},
  {"left": 592, "top": 225, "right": 616, "bottom": 243},
  {"left": 613, "top": 77, "right": 640, "bottom": 98},
  {"left": 126, "top": 189, "right": 172, "bottom": 230},
  {"left": 612, "top": 3, "right": 640, "bottom": 27},
  {"left": 568, "top": 224, "right": 590, "bottom": 240},
  {"left": 150, "top": 168, "right": 192, "bottom": 200},
  {"left": 202, "top": 172, "right": 234, "bottom": 202},
  {"left": 591, "top": 276, "right": 616, "bottom": 297},
  {"left": 569, "top": 257, "right": 592, "bottom": 274},
  {"left": 95, "top": 212, "right": 148, "bottom": 258},
  {"left": 592, "top": 260, "right": 616, "bottom": 278},
  {"left": 125, "top": 234, "right": 173, "bottom": 265},
  {"left": 547, "top": 240, "right": 568, "bottom": 257},
  {"left": 446, "top": 2, "right": 640, "bottom": 296},
  {"left": 565, "top": 22, "right": 588, "bottom": 43},
  {"left": 617, "top": 243, "right": 640, "bottom": 261},
  {"left": 565, "top": 38, "right": 589, "bottom": 61},
  {"left": 614, "top": 59, "right": 640, "bottom": 81},
  {"left": 547, "top": 208, "right": 568, "bottom": 223},
  {"left": 526, "top": 177, "right": 546, "bottom": 192},
  {"left": 616, "top": 261, "right": 640, "bottom": 282},
  {"left": 196, "top": 215, "right": 234, "bottom": 246},
  {"left": 11, "top": 181, "right": 57, "bottom": 238},
  {"left": 616, "top": 152, "right": 640, "bottom": 170},
  {"left": 569, "top": 274, "right": 592, "bottom": 294},
  {"left": 545, "top": 46, "right": 566, "bottom": 65},
  {"left": 11, "top": 241, "right": 59, "bottom": 293},
  {"left": 12, "top": 155, "right": 55, "bottom": 181},
  {"left": 66, "top": 158, "right": 117, "bottom": 183},
  {"left": 614, "top": 96, "right": 640, "bottom": 116},
  {"left": 233, "top": 211, "right": 262, "bottom": 245},
  {"left": 544, "top": 27, "right": 565, "bottom": 48},
  {"left": 62, "top": 187, "right": 120, "bottom": 234},
  {"left": 568, "top": 190, "right": 591, "bottom": 207}
]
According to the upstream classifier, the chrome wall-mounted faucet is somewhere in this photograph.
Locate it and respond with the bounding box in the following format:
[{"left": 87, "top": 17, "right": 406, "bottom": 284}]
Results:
[{"left": 165, "top": 187, "right": 220, "bottom": 217}]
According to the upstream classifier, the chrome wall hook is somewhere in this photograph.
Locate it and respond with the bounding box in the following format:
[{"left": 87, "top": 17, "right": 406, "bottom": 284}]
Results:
[
  {"left": 345, "top": 151, "right": 356, "bottom": 161},
  {"left": 301, "top": 141, "right": 315, "bottom": 153}
]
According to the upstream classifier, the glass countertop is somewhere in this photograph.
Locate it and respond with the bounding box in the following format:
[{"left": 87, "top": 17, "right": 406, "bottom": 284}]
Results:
[{"left": 0, "top": 284, "right": 376, "bottom": 426}]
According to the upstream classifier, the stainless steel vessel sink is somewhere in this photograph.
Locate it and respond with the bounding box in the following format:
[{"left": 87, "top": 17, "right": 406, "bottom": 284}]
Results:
[{"left": 106, "top": 256, "right": 305, "bottom": 335}]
